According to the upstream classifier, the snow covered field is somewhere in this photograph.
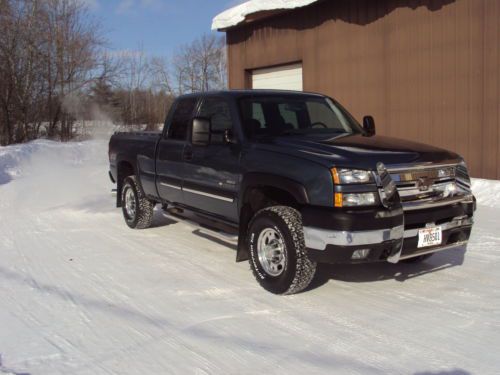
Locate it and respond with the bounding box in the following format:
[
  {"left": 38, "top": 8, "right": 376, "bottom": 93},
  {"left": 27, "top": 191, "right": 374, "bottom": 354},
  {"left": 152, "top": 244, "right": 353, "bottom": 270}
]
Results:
[{"left": 1, "top": 140, "right": 499, "bottom": 375}]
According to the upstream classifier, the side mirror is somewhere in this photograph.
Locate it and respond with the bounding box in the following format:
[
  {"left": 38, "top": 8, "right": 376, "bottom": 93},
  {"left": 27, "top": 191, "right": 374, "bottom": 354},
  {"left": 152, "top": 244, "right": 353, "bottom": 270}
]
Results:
[
  {"left": 363, "top": 115, "right": 376, "bottom": 136},
  {"left": 192, "top": 117, "right": 211, "bottom": 146}
]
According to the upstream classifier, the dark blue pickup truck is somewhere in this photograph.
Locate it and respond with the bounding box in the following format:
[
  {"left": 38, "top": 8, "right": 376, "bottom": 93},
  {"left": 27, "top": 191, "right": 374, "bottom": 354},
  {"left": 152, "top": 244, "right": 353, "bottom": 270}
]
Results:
[{"left": 109, "top": 90, "right": 475, "bottom": 294}]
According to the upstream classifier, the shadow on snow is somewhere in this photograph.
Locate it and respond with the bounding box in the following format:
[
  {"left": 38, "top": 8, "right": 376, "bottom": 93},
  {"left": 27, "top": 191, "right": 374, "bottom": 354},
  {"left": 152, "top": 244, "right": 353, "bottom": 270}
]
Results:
[
  {"left": 307, "top": 246, "right": 466, "bottom": 291},
  {"left": 0, "top": 354, "right": 30, "bottom": 375}
]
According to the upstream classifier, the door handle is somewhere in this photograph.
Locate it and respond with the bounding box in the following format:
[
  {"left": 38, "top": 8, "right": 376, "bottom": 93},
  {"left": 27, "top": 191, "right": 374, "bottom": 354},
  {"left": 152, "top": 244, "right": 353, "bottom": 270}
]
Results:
[{"left": 183, "top": 149, "right": 193, "bottom": 161}]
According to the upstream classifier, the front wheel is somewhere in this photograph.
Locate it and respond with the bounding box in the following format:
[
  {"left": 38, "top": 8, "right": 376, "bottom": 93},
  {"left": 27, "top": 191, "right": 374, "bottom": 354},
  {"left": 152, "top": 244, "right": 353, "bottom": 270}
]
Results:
[
  {"left": 121, "top": 176, "right": 154, "bottom": 229},
  {"left": 247, "top": 206, "right": 316, "bottom": 295}
]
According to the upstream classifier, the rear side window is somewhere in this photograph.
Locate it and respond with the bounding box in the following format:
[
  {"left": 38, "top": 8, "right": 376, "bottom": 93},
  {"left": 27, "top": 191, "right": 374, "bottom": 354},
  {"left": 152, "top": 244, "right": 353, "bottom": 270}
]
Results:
[
  {"left": 168, "top": 98, "right": 197, "bottom": 140},
  {"left": 278, "top": 103, "right": 299, "bottom": 128}
]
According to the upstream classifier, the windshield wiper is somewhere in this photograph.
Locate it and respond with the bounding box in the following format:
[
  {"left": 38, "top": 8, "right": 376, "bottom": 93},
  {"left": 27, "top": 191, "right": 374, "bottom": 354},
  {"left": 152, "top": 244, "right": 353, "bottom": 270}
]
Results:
[{"left": 280, "top": 129, "right": 347, "bottom": 136}]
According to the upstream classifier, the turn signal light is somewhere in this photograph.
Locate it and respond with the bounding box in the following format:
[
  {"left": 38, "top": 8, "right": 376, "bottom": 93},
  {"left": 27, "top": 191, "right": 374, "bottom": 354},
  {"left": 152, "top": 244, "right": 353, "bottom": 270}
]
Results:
[
  {"left": 334, "top": 192, "right": 378, "bottom": 207},
  {"left": 334, "top": 193, "right": 343, "bottom": 207},
  {"left": 332, "top": 168, "right": 341, "bottom": 184},
  {"left": 331, "top": 167, "right": 374, "bottom": 184}
]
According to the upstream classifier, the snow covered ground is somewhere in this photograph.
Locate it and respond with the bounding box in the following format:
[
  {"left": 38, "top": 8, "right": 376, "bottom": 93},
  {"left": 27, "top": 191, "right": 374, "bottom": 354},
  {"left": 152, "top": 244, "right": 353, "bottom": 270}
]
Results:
[{"left": 0, "top": 140, "right": 499, "bottom": 375}]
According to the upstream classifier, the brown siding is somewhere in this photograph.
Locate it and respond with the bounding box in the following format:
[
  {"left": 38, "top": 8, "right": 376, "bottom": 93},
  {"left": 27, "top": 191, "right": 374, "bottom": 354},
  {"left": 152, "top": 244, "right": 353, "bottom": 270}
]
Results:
[{"left": 226, "top": 0, "right": 500, "bottom": 179}]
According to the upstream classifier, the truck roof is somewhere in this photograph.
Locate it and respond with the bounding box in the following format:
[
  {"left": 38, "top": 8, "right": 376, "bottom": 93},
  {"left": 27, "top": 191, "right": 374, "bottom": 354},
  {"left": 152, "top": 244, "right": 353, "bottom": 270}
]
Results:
[{"left": 177, "top": 89, "right": 326, "bottom": 100}]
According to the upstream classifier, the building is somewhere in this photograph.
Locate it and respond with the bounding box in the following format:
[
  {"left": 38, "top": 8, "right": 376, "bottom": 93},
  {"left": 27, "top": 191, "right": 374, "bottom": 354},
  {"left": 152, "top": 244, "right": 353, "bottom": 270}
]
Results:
[{"left": 213, "top": 0, "right": 500, "bottom": 179}]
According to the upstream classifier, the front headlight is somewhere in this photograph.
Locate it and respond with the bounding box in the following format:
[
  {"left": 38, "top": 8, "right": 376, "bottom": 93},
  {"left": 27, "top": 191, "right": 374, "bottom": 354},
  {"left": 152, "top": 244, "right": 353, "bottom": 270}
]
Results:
[
  {"left": 331, "top": 168, "right": 374, "bottom": 184},
  {"left": 334, "top": 192, "right": 378, "bottom": 208},
  {"left": 331, "top": 167, "right": 377, "bottom": 207}
]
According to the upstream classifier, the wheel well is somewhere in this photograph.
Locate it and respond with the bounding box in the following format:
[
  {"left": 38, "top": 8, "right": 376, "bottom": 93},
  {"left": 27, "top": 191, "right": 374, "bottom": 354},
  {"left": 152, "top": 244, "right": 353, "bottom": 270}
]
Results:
[
  {"left": 116, "top": 161, "right": 135, "bottom": 207},
  {"left": 236, "top": 186, "right": 301, "bottom": 262},
  {"left": 245, "top": 186, "right": 299, "bottom": 211}
]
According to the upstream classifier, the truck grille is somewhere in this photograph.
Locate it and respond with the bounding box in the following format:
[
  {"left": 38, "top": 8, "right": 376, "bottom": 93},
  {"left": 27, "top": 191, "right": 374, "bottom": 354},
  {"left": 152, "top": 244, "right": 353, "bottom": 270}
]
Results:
[
  {"left": 395, "top": 166, "right": 455, "bottom": 184},
  {"left": 386, "top": 163, "right": 472, "bottom": 211}
]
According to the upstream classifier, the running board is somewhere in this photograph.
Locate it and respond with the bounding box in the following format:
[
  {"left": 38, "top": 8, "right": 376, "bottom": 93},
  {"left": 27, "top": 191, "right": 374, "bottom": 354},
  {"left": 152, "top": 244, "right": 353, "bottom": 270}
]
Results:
[{"left": 162, "top": 211, "right": 239, "bottom": 244}]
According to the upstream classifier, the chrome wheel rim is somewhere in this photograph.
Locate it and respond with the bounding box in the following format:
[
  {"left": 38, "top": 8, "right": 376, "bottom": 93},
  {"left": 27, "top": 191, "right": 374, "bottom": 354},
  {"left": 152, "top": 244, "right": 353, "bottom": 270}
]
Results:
[
  {"left": 257, "top": 228, "right": 286, "bottom": 277},
  {"left": 124, "top": 188, "right": 136, "bottom": 219}
]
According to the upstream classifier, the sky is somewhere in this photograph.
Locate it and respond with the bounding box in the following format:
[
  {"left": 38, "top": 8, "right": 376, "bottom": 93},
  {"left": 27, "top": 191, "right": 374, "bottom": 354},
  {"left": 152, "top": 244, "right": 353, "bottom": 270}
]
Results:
[{"left": 82, "top": 0, "right": 244, "bottom": 57}]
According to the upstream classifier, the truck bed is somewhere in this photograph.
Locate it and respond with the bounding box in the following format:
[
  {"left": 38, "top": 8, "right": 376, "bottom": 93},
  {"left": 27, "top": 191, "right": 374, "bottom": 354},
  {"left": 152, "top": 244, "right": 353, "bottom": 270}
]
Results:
[
  {"left": 108, "top": 131, "right": 161, "bottom": 187},
  {"left": 112, "top": 130, "right": 161, "bottom": 138}
]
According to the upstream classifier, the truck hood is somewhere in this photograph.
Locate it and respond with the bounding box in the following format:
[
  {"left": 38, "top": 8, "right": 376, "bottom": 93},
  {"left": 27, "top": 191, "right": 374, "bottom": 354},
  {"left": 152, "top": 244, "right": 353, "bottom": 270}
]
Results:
[{"left": 253, "top": 134, "right": 461, "bottom": 169}]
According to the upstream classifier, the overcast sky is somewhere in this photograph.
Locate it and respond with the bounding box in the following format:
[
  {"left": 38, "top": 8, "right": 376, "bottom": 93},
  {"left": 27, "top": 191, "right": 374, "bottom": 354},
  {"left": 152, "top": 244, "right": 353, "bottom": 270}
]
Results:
[{"left": 84, "top": 0, "right": 243, "bottom": 57}]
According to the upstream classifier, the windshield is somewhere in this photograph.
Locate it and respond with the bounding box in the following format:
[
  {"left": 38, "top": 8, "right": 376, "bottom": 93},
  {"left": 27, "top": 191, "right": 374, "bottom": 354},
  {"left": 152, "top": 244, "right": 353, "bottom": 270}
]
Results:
[{"left": 238, "top": 95, "right": 363, "bottom": 139}]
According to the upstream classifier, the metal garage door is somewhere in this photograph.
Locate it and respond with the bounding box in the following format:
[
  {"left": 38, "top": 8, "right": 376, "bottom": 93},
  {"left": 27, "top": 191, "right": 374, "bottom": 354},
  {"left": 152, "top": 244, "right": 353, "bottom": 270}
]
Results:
[{"left": 251, "top": 63, "right": 303, "bottom": 91}]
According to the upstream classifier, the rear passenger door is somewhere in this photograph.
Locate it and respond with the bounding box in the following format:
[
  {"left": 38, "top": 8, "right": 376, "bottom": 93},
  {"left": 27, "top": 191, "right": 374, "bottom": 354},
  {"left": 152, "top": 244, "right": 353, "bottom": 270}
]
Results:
[
  {"left": 182, "top": 97, "right": 241, "bottom": 222},
  {"left": 155, "top": 97, "right": 198, "bottom": 204}
]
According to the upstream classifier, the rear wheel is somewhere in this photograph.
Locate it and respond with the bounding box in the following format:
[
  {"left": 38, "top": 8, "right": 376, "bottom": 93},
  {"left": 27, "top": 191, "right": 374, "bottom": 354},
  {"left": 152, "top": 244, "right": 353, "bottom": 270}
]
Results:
[
  {"left": 247, "top": 206, "right": 316, "bottom": 295},
  {"left": 122, "top": 176, "right": 154, "bottom": 229}
]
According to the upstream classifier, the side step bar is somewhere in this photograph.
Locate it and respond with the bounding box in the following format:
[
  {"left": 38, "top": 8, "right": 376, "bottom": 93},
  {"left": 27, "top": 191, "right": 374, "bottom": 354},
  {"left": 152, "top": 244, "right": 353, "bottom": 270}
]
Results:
[{"left": 162, "top": 211, "right": 239, "bottom": 244}]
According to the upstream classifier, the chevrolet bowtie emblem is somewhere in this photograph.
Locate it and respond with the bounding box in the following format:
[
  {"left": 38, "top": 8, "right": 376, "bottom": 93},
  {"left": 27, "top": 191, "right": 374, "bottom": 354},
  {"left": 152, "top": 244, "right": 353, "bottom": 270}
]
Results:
[{"left": 417, "top": 177, "right": 433, "bottom": 191}]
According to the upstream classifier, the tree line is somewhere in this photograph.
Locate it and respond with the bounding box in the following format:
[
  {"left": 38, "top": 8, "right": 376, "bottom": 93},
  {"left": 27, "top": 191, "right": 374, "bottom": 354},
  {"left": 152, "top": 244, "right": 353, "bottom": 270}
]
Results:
[{"left": 0, "top": 0, "right": 227, "bottom": 145}]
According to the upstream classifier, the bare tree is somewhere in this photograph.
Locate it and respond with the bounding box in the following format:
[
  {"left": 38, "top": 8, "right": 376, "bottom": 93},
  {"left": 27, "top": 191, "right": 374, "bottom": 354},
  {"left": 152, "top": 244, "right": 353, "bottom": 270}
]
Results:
[
  {"left": 172, "top": 33, "right": 227, "bottom": 95},
  {"left": 150, "top": 56, "right": 174, "bottom": 95},
  {"left": 0, "top": 0, "right": 48, "bottom": 143},
  {"left": 43, "top": 0, "right": 103, "bottom": 140},
  {"left": 0, "top": 4, "right": 227, "bottom": 145},
  {"left": 0, "top": 0, "right": 104, "bottom": 144}
]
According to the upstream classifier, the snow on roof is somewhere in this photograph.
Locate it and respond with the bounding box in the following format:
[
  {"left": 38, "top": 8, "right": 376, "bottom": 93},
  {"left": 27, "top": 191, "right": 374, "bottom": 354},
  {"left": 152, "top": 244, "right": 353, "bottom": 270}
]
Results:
[{"left": 212, "top": 0, "right": 321, "bottom": 31}]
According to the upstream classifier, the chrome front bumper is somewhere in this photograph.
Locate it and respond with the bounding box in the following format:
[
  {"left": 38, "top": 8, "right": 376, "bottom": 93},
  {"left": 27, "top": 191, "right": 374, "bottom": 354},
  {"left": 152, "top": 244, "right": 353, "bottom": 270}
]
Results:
[
  {"left": 304, "top": 216, "right": 473, "bottom": 262},
  {"left": 304, "top": 225, "right": 404, "bottom": 249}
]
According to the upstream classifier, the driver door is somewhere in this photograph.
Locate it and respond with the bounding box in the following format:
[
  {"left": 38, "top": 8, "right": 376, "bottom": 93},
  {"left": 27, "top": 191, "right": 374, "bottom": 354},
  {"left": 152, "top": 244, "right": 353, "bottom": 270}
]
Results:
[
  {"left": 182, "top": 97, "right": 241, "bottom": 222},
  {"left": 156, "top": 97, "right": 198, "bottom": 205}
]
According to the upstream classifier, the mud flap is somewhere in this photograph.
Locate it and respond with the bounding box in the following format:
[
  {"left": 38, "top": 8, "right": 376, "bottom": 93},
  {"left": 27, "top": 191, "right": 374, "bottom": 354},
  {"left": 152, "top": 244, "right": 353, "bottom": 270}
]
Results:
[{"left": 236, "top": 236, "right": 249, "bottom": 262}]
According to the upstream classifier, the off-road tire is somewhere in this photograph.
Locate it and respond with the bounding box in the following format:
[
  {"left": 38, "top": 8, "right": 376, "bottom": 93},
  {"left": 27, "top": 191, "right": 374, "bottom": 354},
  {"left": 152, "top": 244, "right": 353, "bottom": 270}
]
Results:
[
  {"left": 401, "top": 254, "right": 433, "bottom": 263},
  {"left": 247, "top": 206, "right": 317, "bottom": 295},
  {"left": 122, "top": 176, "right": 154, "bottom": 229}
]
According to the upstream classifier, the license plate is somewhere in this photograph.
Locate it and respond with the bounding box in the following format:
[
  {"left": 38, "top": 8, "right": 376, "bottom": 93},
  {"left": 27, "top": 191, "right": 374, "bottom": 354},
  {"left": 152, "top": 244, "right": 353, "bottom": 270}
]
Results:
[{"left": 417, "top": 226, "right": 442, "bottom": 248}]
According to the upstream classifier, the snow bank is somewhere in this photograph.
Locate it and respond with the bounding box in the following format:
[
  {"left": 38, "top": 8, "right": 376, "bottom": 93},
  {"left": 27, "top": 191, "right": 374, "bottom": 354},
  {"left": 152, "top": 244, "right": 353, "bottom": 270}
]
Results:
[
  {"left": 0, "top": 140, "right": 101, "bottom": 182},
  {"left": 0, "top": 139, "right": 111, "bottom": 211},
  {"left": 0, "top": 140, "right": 65, "bottom": 184},
  {"left": 472, "top": 178, "right": 500, "bottom": 209},
  {"left": 212, "top": 0, "right": 320, "bottom": 30}
]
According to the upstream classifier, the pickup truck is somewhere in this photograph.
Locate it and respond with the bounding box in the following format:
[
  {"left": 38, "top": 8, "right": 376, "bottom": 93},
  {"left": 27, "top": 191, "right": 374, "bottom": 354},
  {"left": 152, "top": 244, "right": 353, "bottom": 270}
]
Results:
[{"left": 109, "top": 90, "right": 475, "bottom": 294}]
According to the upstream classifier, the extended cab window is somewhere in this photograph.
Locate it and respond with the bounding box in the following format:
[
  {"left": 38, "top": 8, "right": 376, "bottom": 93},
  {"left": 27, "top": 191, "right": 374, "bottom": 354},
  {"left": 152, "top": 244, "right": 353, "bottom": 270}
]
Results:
[
  {"left": 198, "top": 98, "right": 233, "bottom": 144},
  {"left": 168, "top": 98, "right": 197, "bottom": 140}
]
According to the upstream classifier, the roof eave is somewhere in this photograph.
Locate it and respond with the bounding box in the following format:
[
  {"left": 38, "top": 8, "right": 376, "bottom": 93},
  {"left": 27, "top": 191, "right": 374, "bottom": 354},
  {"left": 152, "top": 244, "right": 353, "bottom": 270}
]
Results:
[{"left": 212, "top": 0, "right": 321, "bottom": 31}]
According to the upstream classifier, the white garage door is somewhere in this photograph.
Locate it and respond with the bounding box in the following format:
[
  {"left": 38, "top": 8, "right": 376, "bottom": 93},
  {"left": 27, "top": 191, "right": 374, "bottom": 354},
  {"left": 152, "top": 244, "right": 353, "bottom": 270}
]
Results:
[{"left": 251, "top": 63, "right": 303, "bottom": 91}]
